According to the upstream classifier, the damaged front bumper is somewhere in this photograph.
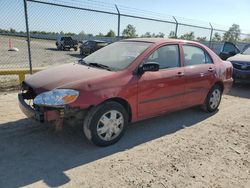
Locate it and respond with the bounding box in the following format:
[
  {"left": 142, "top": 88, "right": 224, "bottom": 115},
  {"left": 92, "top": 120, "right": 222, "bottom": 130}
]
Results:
[
  {"left": 18, "top": 92, "right": 87, "bottom": 126},
  {"left": 18, "top": 93, "right": 63, "bottom": 123}
]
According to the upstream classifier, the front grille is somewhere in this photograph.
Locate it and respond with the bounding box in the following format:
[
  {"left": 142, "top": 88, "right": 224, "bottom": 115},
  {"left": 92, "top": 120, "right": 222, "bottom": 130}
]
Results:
[
  {"left": 21, "top": 82, "right": 37, "bottom": 100},
  {"left": 232, "top": 61, "right": 250, "bottom": 71}
]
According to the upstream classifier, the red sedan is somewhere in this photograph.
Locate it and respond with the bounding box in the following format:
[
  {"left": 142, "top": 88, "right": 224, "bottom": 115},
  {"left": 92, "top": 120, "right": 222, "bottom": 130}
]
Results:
[{"left": 19, "top": 38, "right": 233, "bottom": 146}]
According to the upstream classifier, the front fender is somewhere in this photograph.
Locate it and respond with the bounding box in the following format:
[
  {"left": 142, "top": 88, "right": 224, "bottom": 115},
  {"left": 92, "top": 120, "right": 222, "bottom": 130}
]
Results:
[{"left": 69, "top": 84, "right": 138, "bottom": 121}]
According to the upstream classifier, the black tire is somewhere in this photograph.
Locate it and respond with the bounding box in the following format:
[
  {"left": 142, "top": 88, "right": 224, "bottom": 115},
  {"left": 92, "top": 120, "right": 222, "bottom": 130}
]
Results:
[
  {"left": 57, "top": 44, "right": 62, "bottom": 50},
  {"left": 83, "top": 101, "right": 128, "bottom": 146},
  {"left": 202, "top": 85, "right": 222, "bottom": 112}
]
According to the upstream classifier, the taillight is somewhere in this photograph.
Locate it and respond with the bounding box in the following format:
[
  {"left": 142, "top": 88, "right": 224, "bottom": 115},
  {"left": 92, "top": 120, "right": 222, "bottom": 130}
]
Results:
[{"left": 226, "top": 66, "right": 233, "bottom": 79}]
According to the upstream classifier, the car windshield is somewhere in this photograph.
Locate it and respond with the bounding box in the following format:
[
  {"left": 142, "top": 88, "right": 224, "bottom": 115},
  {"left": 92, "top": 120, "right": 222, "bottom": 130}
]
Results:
[
  {"left": 83, "top": 41, "right": 152, "bottom": 71},
  {"left": 242, "top": 46, "right": 250, "bottom": 55}
]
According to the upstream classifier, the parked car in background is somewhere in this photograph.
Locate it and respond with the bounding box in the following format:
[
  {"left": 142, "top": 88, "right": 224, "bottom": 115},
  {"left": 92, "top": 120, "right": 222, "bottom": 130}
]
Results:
[
  {"left": 56, "top": 37, "right": 78, "bottom": 51},
  {"left": 19, "top": 39, "right": 233, "bottom": 146},
  {"left": 218, "top": 42, "right": 240, "bottom": 60},
  {"left": 227, "top": 44, "right": 250, "bottom": 83},
  {"left": 80, "top": 40, "right": 109, "bottom": 56}
]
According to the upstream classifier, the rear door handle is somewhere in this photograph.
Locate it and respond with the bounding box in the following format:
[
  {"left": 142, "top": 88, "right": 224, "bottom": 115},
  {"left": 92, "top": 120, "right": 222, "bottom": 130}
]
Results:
[
  {"left": 208, "top": 67, "right": 214, "bottom": 72},
  {"left": 177, "top": 72, "right": 184, "bottom": 77}
]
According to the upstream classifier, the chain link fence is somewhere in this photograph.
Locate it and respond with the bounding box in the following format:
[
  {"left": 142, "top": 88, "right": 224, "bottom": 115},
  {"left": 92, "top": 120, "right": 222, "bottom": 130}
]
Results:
[{"left": 0, "top": 0, "right": 250, "bottom": 89}]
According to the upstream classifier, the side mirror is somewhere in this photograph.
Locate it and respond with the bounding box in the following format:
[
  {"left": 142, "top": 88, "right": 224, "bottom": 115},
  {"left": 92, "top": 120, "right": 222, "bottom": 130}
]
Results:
[{"left": 138, "top": 62, "right": 160, "bottom": 74}]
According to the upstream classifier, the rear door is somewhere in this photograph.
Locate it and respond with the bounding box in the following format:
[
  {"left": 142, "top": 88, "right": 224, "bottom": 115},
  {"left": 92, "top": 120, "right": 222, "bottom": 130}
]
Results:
[
  {"left": 138, "top": 44, "right": 185, "bottom": 119},
  {"left": 219, "top": 42, "right": 240, "bottom": 60},
  {"left": 182, "top": 44, "right": 216, "bottom": 107}
]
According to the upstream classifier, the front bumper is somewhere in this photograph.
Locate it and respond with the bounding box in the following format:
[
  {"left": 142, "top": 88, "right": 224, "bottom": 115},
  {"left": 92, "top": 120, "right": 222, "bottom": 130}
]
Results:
[
  {"left": 18, "top": 93, "right": 36, "bottom": 119},
  {"left": 18, "top": 93, "right": 61, "bottom": 123}
]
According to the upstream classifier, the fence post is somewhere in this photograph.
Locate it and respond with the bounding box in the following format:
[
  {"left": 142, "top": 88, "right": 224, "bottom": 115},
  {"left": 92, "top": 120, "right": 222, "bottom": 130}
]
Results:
[
  {"left": 173, "top": 16, "right": 178, "bottom": 38},
  {"left": 23, "top": 0, "right": 32, "bottom": 74},
  {"left": 209, "top": 22, "right": 213, "bottom": 48},
  {"left": 115, "top": 4, "right": 120, "bottom": 40}
]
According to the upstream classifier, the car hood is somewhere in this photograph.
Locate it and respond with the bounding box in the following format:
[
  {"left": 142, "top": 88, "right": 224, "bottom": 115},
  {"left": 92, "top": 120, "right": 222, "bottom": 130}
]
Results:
[
  {"left": 25, "top": 63, "right": 114, "bottom": 91},
  {"left": 227, "top": 54, "right": 250, "bottom": 62}
]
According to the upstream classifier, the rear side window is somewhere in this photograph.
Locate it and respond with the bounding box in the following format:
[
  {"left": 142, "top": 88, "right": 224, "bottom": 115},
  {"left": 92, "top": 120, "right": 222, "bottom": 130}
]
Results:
[{"left": 183, "top": 45, "right": 212, "bottom": 66}]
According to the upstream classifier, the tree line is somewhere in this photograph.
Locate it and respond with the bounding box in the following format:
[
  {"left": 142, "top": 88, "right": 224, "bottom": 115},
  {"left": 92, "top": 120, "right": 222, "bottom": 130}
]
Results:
[
  {"left": 1, "top": 23, "right": 249, "bottom": 43},
  {"left": 122, "top": 24, "right": 250, "bottom": 43}
]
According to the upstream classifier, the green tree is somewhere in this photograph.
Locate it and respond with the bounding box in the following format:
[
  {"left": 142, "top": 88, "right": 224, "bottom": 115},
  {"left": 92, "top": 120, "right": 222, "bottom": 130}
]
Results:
[
  {"left": 141, "top": 32, "right": 165, "bottom": 38},
  {"left": 243, "top": 35, "right": 250, "bottom": 42},
  {"left": 87, "top": 33, "right": 93, "bottom": 37},
  {"left": 223, "top": 24, "right": 241, "bottom": 43},
  {"left": 213, "top": 32, "right": 221, "bottom": 42},
  {"left": 154, "top": 32, "right": 165, "bottom": 38},
  {"left": 79, "top": 31, "right": 86, "bottom": 37},
  {"left": 105, "top": 30, "right": 116, "bottom": 37},
  {"left": 122, "top": 24, "right": 137, "bottom": 38},
  {"left": 168, "top": 31, "right": 176, "bottom": 38},
  {"left": 96, "top": 32, "right": 104, "bottom": 37},
  {"left": 196, "top": 36, "right": 207, "bottom": 42},
  {"left": 141, "top": 32, "right": 152, "bottom": 38},
  {"left": 65, "top": 32, "right": 76, "bottom": 36},
  {"left": 9, "top": 28, "right": 16, "bottom": 33},
  {"left": 179, "top": 32, "right": 195, "bottom": 40}
]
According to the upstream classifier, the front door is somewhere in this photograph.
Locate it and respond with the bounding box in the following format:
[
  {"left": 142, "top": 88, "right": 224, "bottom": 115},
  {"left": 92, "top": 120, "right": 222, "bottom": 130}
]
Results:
[{"left": 138, "top": 44, "right": 185, "bottom": 119}]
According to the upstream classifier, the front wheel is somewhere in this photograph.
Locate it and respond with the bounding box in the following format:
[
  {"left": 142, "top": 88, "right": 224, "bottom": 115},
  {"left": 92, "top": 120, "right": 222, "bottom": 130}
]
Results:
[
  {"left": 83, "top": 101, "right": 128, "bottom": 146},
  {"left": 202, "top": 85, "right": 222, "bottom": 112}
]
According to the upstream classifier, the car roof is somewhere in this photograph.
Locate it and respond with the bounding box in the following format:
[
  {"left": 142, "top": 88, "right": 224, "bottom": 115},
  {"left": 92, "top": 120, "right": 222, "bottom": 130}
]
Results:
[{"left": 122, "top": 38, "right": 200, "bottom": 45}]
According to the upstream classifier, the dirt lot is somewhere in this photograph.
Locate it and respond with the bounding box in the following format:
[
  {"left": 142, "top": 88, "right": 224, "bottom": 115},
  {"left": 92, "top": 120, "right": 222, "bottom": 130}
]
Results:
[
  {"left": 0, "top": 35, "right": 81, "bottom": 88},
  {"left": 0, "top": 84, "right": 250, "bottom": 188}
]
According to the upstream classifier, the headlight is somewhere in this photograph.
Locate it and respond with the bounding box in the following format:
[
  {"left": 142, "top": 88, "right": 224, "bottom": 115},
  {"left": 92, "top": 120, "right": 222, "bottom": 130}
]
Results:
[{"left": 34, "top": 89, "right": 79, "bottom": 107}]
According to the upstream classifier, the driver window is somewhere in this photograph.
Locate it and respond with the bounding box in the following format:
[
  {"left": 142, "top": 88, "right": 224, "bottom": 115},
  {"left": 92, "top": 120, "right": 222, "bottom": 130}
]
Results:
[{"left": 146, "top": 45, "right": 180, "bottom": 69}]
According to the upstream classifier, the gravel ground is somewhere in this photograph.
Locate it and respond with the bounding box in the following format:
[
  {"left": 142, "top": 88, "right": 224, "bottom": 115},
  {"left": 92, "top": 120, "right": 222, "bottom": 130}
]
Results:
[{"left": 0, "top": 84, "right": 249, "bottom": 188}]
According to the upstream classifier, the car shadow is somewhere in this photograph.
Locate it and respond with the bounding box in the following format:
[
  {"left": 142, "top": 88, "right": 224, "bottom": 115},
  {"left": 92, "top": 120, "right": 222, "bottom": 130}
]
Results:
[
  {"left": 45, "top": 48, "right": 59, "bottom": 51},
  {"left": 68, "top": 53, "right": 83, "bottom": 58},
  {"left": 228, "top": 83, "right": 250, "bottom": 99},
  {"left": 45, "top": 48, "right": 79, "bottom": 53},
  {"left": 0, "top": 107, "right": 217, "bottom": 187}
]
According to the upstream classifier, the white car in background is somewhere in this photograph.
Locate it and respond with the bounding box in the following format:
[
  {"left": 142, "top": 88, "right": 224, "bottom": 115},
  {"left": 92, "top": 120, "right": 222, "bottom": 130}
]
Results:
[{"left": 227, "top": 44, "right": 250, "bottom": 83}]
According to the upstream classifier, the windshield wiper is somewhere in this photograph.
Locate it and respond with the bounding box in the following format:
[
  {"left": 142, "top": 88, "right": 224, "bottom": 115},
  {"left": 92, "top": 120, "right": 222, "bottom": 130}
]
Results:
[
  {"left": 78, "top": 59, "right": 87, "bottom": 65},
  {"left": 88, "top": 62, "right": 111, "bottom": 71}
]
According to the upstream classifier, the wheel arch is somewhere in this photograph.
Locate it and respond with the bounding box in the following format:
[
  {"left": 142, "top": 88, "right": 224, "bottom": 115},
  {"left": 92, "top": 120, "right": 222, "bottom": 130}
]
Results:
[
  {"left": 214, "top": 81, "right": 224, "bottom": 92},
  {"left": 102, "top": 97, "right": 132, "bottom": 122}
]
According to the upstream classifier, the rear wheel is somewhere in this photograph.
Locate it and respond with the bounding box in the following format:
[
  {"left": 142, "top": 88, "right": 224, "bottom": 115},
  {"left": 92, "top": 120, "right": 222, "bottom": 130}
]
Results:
[
  {"left": 83, "top": 101, "right": 128, "bottom": 146},
  {"left": 202, "top": 85, "right": 222, "bottom": 112}
]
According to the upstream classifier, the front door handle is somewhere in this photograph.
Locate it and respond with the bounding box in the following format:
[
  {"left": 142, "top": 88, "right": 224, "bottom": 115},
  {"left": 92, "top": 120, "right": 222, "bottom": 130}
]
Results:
[
  {"left": 177, "top": 72, "right": 184, "bottom": 77},
  {"left": 208, "top": 67, "right": 214, "bottom": 72}
]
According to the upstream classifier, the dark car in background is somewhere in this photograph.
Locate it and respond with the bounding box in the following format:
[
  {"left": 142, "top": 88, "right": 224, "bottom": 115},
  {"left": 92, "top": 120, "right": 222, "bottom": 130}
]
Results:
[
  {"left": 218, "top": 42, "right": 241, "bottom": 60},
  {"left": 80, "top": 40, "right": 109, "bottom": 56},
  {"left": 56, "top": 37, "right": 78, "bottom": 51},
  {"left": 227, "top": 44, "right": 250, "bottom": 83}
]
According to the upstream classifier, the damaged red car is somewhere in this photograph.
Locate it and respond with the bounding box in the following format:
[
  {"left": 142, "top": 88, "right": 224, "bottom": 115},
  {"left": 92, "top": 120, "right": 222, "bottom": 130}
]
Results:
[{"left": 19, "top": 38, "right": 233, "bottom": 146}]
